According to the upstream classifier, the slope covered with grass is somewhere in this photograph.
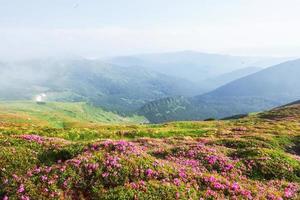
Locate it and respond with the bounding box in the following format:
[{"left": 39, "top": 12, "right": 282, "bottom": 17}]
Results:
[
  {"left": 0, "top": 59, "right": 200, "bottom": 114},
  {"left": 1, "top": 102, "right": 300, "bottom": 199},
  {"left": 0, "top": 101, "right": 147, "bottom": 128}
]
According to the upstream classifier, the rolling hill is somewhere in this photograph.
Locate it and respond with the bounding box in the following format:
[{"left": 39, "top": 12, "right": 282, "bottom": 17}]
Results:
[
  {"left": 0, "top": 53, "right": 290, "bottom": 117},
  {"left": 140, "top": 59, "right": 300, "bottom": 123},
  {"left": 1, "top": 99, "right": 300, "bottom": 199},
  {"left": 0, "top": 58, "right": 200, "bottom": 114},
  {"left": 287, "top": 100, "right": 300, "bottom": 106},
  {"left": 258, "top": 100, "right": 300, "bottom": 121},
  {"left": 205, "top": 59, "right": 300, "bottom": 99},
  {"left": 0, "top": 101, "right": 147, "bottom": 128}
]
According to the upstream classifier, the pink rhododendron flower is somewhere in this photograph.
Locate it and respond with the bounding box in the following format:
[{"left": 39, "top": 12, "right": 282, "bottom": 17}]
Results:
[
  {"left": 20, "top": 195, "right": 30, "bottom": 200},
  {"left": 145, "top": 169, "right": 154, "bottom": 177},
  {"left": 173, "top": 178, "right": 181, "bottom": 186},
  {"left": 18, "top": 184, "right": 25, "bottom": 193},
  {"left": 102, "top": 172, "right": 109, "bottom": 177},
  {"left": 205, "top": 189, "right": 217, "bottom": 198},
  {"left": 20, "top": 135, "right": 44, "bottom": 144},
  {"left": 231, "top": 182, "right": 240, "bottom": 191},
  {"left": 207, "top": 155, "right": 218, "bottom": 165},
  {"left": 41, "top": 175, "right": 48, "bottom": 182},
  {"left": 213, "top": 182, "right": 225, "bottom": 190}
]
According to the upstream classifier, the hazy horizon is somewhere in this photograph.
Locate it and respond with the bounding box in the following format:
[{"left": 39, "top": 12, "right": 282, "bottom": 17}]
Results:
[
  {"left": 1, "top": 0, "right": 300, "bottom": 60},
  {"left": 1, "top": 2, "right": 300, "bottom": 199}
]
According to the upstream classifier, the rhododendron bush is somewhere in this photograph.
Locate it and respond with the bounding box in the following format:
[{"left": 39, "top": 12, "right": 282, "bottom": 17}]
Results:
[
  {"left": 1, "top": 104, "right": 300, "bottom": 199},
  {"left": 1, "top": 135, "right": 300, "bottom": 200}
]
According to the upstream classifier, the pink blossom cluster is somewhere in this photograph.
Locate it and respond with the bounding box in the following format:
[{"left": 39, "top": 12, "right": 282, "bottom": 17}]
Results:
[
  {"left": 203, "top": 175, "right": 252, "bottom": 199},
  {"left": 2, "top": 139, "right": 300, "bottom": 200},
  {"left": 19, "top": 134, "right": 44, "bottom": 144},
  {"left": 284, "top": 183, "right": 298, "bottom": 199},
  {"left": 167, "top": 142, "right": 239, "bottom": 175},
  {"left": 102, "top": 140, "right": 140, "bottom": 154},
  {"left": 87, "top": 140, "right": 141, "bottom": 155}
]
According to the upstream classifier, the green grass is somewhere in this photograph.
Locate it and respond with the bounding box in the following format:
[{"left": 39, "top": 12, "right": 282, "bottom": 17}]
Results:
[
  {"left": 1, "top": 103, "right": 300, "bottom": 199},
  {"left": 0, "top": 101, "right": 147, "bottom": 128}
]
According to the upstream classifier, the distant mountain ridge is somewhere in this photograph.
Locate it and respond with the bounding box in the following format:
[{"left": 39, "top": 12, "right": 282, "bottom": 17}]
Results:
[
  {"left": 2, "top": 51, "right": 286, "bottom": 115},
  {"left": 0, "top": 52, "right": 294, "bottom": 120},
  {"left": 140, "top": 58, "right": 300, "bottom": 123},
  {"left": 205, "top": 59, "right": 300, "bottom": 99},
  {"left": 107, "top": 51, "right": 290, "bottom": 84},
  {"left": 0, "top": 58, "right": 200, "bottom": 114},
  {"left": 284, "top": 100, "right": 300, "bottom": 107},
  {"left": 291, "top": 100, "right": 300, "bottom": 105},
  {"left": 200, "top": 66, "right": 262, "bottom": 91}
]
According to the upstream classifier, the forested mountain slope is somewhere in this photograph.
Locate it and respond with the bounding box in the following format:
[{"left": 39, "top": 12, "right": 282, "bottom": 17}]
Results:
[
  {"left": 140, "top": 59, "right": 300, "bottom": 123},
  {"left": 0, "top": 58, "right": 199, "bottom": 114}
]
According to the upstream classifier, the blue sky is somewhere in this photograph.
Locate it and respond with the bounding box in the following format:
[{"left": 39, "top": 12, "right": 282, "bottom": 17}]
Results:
[{"left": 1, "top": 0, "right": 300, "bottom": 60}]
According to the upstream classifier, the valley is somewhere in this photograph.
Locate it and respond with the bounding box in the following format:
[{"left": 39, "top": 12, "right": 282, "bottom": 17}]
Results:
[
  {"left": 1, "top": 50, "right": 300, "bottom": 200},
  {"left": 0, "top": 52, "right": 297, "bottom": 123},
  {"left": 140, "top": 58, "right": 300, "bottom": 123},
  {"left": 2, "top": 1, "right": 300, "bottom": 199}
]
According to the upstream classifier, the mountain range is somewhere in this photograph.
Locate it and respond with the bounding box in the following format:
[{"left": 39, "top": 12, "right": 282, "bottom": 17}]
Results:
[
  {"left": 0, "top": 58, "right": 199, "bottom": 114},
  {"left": 0, "top": 51, "right": 297, "bottom": 122},
  {"left": 140, "top": 59, "right": 300, "bottom": 123},
  {"left": 106, "top": 51, "right": 289, "bottom": 91}
]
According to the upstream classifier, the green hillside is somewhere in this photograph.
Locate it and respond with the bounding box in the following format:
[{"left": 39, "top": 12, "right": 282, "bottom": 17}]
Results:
[
  {"left": 0, "top": 59, "right": 199, "bottom": 114},
  {"left": 0, "top": 101, "right": 147, "bottom": 128},
  {"left": 138, "top": 96, "right": 194, "bottom": 123},
  {"left": 1, "top": 101, "right": 300, "bottom": 199},
  {"left": 140, "top": 59, "right": 300, "bottom": 123}
]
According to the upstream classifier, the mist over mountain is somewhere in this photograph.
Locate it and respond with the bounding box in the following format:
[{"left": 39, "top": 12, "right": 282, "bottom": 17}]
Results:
[
  {"left": 140, "top": 58, "right": 300, "bottom": 123},
  {"left": 1, "top": 51, "right": 286, "bottom": 115},
  {"left": 0, "top": 52, "right": 297, "bottom": 121},
  {"left": 200, "top": 66, "right": 262, "bottom": 91},
  {"left": 205, "top": 59, "right": 300, "bottom": 100},
  {"left": 106, "top": 51, "right": 289, "bottom": 84},
  {"left": 0, "top": 58, "right": 200, "bottom": 114},
  {"left": 3, "top": 1, "right": 300, "bottom": 199}
]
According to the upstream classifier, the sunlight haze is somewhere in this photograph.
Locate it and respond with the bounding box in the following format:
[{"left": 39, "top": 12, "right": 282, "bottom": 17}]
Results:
[{"left": 1, "top": 0, "right": 300, "bottom": 60}]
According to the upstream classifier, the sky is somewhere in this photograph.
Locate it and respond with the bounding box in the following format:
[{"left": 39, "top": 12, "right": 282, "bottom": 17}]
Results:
[{"left": 1, "top": 0, "right": 300, "bottom": 60}]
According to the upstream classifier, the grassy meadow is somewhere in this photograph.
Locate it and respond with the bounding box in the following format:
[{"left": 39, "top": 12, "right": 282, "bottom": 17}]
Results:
[
  {"left": 0, "top": 101, "right": 147, "bottom": 128},
  {"left": 1, "top": 101, "right": 300, "bottom": 199}
]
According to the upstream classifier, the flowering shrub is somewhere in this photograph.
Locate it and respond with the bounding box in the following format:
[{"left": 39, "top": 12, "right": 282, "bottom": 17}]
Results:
[
  {"left": 1, "top": 113, "right": 300, "bottom": 200},
  {"left": 19, "top": 135, "right": 45, "bottom": 144},
  {"left": 235, "top": 148, "right": 300, "bottom": 181}
]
